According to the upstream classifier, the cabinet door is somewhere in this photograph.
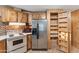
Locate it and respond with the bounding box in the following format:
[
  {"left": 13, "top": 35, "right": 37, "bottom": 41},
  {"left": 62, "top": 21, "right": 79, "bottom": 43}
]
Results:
[
  {"left": 32, "top": 13, "right": 40, "bottom": 20},
  {"left": 0, "top": 40, "right": 6, "bottom": 53},
  {"left": 1, "top": 7, "right": 9, "bottom": 22},
  {"left": 28, "top": 13, "right": 32, "bottom": 25},
  {"left": 27, "top": 34, "right": 32, "bottom": 50},
  {"left": 39, "top": 13, "right": 46, "bottom": 19},
  {"left": 22, "top": 13, "right": 28, "bottom": 23},
  {"left": 8, "top": 9, "right": 17, "bottom": 22},
  {"left": 58, "top": 12, "right": 71, "bottom": 53},
  {"left": 18, "top": 11, "right": 23, "bottom": 22},
  {"left": 0, "top": 7, "right": 2, "bottom": 22},
  {"left": 32, "top": 13, "right": 46, "bottom": 20}
]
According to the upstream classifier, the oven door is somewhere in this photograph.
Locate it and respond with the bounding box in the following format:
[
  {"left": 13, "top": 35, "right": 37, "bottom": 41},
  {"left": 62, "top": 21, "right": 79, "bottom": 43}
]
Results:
[{"left": 7, "top": 36, "right": 26, "bottom": 52}]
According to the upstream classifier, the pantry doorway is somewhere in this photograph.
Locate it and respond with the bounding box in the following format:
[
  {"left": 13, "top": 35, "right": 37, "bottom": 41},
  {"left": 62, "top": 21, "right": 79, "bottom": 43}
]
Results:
[{"left": 48, "top": 11, "right": 71, "bottom": 53}]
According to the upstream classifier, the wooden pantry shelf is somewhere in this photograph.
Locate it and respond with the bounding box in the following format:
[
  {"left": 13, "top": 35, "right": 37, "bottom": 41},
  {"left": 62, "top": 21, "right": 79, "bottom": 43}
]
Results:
[
  {"left": 58, "top": 17, "right": 67, "bottom": 19},
  {"left": 50, "top": 25, "right": 58, "bottom": 27},
  {"left": 58, "top": 26, "right": 67, "bottom": 28},
  {"left": 50, "top": 18, "right": 58, "bottom": 20},
  {"left": 50, "top": 13, "right": 58, "bottom": 15},
  {"left": 50, "top": 37, "right": 58, "bottom": 40},
  {"left": 59, "top": 22, "right": 68, "bottom": 24},
  {"left": 50, "top": 28, "right": 58, "bottom": 30}
]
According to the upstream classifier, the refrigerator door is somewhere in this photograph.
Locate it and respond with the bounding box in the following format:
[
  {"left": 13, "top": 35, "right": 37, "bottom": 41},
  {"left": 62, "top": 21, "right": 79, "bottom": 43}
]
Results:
[
  {"left": 32, "top": 20, "right": 38, "bottom": 49},
  {"left": 38, "top": 20, "right": 48, "bottom": 49}
]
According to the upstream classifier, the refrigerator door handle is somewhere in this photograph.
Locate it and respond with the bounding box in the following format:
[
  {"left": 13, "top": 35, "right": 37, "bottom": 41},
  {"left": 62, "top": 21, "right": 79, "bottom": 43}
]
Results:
[{"left": 37, "top": 23, "right": 39, "bottom": 39}]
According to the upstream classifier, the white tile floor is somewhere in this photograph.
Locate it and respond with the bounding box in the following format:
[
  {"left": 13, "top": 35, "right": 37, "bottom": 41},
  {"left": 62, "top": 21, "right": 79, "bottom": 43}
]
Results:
[
  {"left": 27, "top": 46, "right": 79, "bottom": 53},
  {"left": 28, "top": 40, "right": 79, "bottom": 53}
]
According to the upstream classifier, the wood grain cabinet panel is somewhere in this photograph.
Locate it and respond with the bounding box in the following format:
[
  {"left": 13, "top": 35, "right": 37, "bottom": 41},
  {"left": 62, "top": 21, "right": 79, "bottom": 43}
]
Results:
[
  {"left": 0, "top": 6, "right": 29, "bottom": 23},
  {"left": 39, "top": 13, "right": 46, "bottom": 19},
  {"left": 21, "top": 13, "right": 28, "bottom": 23},
  {"left": 32, "top": 13, "right": 39, "bottom": 20},
  {"left": 71, "top": 10, "right": 79, "bottom": 48},
  {"left": 1, "top": 7, "right": 9, "bottom": 22},
  {"left": 27, "top": 34, "right": 32, "bottom": 50},
  {"left": 32, "top": 12, "right": 46, "bottom": 20},
  {"left": 0, "top": 40, "right": 6, "bottom": 53},
  {"left": 0, "top": 7, "right": 2, "bottom": 22},
  {"left": 8, "top": 9, "right": 17, "bottom": 22},
  {"left": 28, "top": 12, "right": 32, "bottom": 25},
  {"left": 0, "top": 7, "right": 17, "bottom": 22},
  {"left": 18, "top": 11, "right": 23, "bottom": 22}
]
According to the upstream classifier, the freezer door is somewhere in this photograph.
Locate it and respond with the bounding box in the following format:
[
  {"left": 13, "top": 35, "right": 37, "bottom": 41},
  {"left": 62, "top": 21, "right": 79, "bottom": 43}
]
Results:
[
  {"left": 38, "top": 20, "right": 48, "bottom": 49},
  {"left": 32, "top": 20, "right": 38, "bottom": 49}
]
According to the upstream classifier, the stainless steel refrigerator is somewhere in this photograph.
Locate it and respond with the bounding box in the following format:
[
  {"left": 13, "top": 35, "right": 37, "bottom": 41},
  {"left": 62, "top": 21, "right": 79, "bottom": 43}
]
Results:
[{"left": 32, "top": 20, "right": 48, "bottom": 49}]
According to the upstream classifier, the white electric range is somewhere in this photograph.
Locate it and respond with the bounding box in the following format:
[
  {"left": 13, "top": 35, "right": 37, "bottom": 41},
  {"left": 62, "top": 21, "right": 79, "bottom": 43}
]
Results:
[{"left": 6, "top": 34, "right": 27, "bottom": 53}]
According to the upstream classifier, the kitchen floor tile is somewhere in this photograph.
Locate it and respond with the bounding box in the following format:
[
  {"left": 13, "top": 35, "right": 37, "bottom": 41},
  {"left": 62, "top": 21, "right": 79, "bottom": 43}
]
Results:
[{"left": 27, "top": 46, "right": 79, "bottom": 53}]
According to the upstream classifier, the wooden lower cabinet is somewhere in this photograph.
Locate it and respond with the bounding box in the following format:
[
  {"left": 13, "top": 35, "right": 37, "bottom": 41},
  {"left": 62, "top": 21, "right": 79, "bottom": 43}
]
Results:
[
  {"left": 0, "top": 40, "right": 6, "bottom": 53},
  {"left": 27, "top": 34, "right": 32, "bottom": 50}
]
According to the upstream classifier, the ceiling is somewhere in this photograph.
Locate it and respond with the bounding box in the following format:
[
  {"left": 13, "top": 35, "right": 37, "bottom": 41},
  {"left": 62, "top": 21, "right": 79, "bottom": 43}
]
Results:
[{"left": 11, "top": 5, "right": 79, "bottom": 12}]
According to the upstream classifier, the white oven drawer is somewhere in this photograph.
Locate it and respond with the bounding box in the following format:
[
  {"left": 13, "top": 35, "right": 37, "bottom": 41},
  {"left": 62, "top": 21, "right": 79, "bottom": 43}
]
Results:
[
  {"left": 7, "top": 36, "right": 26, "bottom": 52},
  {"left": 8, "top": 46, "right": 26, "bottom": 53}
]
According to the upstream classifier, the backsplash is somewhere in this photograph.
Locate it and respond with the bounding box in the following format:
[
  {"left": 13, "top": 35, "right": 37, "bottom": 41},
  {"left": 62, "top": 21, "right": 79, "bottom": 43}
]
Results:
[
  {"left": 6, "top": 25, "right": 24, "bottom": 35},
  {"left": 0, "top": 26, "right": 6, "bottom": 36},
  {"left": 6, "top": 30, "right": 22, "bottom": 35},
  {"left": 6, "top": 25, "right": 25, "bottom": 30},
  {"left": 0, "top": 24, "right": 31, "bottom": 35},
  {"left": 0, "top": 25, "right": 24, "bottom": 36}
]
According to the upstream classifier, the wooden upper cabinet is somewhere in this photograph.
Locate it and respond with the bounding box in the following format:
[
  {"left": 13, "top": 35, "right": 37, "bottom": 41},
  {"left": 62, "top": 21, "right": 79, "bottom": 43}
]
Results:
[
  {"left": 40, "top": 13, "right": 46, "bottom": 19},
  {"left": 32, "top": 13, "right": 40, "bottom": 20},
  {"left": 32, "top": 12, "right": 46, "bottom": 20},
  {"left": 21, "top": 13, "right": 28, "bottom": 23},
  {"left": 1, "top": 7, "right": 17, "bottom": 22},
  {"left": 28, "top": 12, "right": 32, "bottom": 25},
  {"left": 18, "top": 11, "right": 23, "bottom": 22},
  {"left": 1, "top": 7, "right": 9, "bottom": 22},
  {"left": 0, "top": 6, "right": 28, "bottom": 22},
  {"left": 8, "top": 8, "right": 17, "bottom": 22},
  {"left": 18, "top": 12, "right": 28, "bottom": 23}
]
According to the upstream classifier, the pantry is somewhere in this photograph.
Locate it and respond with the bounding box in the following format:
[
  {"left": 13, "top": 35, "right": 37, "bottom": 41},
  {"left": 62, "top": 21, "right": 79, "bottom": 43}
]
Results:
[{"left": 47, "top": 9, "right": 71, "bottom": 53}]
